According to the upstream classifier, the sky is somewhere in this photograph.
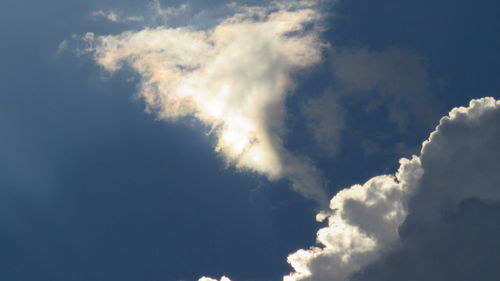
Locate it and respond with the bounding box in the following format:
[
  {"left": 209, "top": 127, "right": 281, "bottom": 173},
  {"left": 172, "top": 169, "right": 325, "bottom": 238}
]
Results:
[{"left": 0, "top": 0, "right": 500, "bottom": 281}]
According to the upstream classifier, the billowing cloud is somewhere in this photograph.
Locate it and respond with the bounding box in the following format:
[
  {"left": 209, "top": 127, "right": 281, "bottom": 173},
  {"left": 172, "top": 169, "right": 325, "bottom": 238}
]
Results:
[
  {"left": 285, "top": 97, "right": 500, "bottom": 281},
  {"left": 82, "top": 0, "right": 329, "bottom": 206},
  {"left": 350, "top": 97, "right": 500, "bottom": 281},
  {"left": 286, "top": 156, "right": 423, "bottom": 281},
  {"left": 81, "top": 2, "right": 500, "bottom": 281}
]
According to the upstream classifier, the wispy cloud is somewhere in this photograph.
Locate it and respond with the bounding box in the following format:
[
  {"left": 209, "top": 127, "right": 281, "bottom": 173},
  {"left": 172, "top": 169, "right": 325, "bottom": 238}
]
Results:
[
  {"left": 303, "top": 91, "right": 345, "bottom": 156},
  {"left": 91, "top": 9, "right": 144, "bottom": 23},
  {"left": 82, "top": 0, "right": 329, "bottom": 206},
  {"left": 332, "top": 47, "right": 440, "bottom": 131},
  {"left": 77, "top": 2, "right": 500, "bottom": 281},
  {"left": 352, "top": 98, "right": 500, "bottom": 281},
  {"left": 150, "top": 0, "right": 188, "bottom": 21},
  {"left": 286, "top": 97, "right": 500, "bottom": 281}
]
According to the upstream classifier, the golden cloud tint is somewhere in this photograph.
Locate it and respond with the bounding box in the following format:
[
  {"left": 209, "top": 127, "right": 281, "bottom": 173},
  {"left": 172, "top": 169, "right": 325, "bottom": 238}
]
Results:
[{"left": 83, "top": 1, "right": 329, "bottom": 205}]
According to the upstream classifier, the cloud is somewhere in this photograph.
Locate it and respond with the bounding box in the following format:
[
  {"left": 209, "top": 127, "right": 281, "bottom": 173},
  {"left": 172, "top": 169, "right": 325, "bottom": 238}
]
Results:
[
  {"left": 199, "top": 276, "right": 232, "bottom": 281},
  {"left": 82, "top": 0, "right": 329, "bottom": 206},
  {"left": 351, "top": 199, "right": 500, "bottom": 281},
  {"left": 302, "top": 91, "right": 345, "bottom": 156},
  {"left": 332, "top": 47, "right": 440, "bottom": 131},
  {"left": 286, "top": 156, "right": 423, "bottom": 281},
  {"left": 301, "top": 47, "right": 440, "bottom": 160},
  {"left": 91, "top": 10, "right": 144, "bottom": 23},
  {"left": 150, "top": 0, "right": 188, "bottom": 21},
  {"left": 80, "top": 3, "right": 500, "bottom": 281},
  {"left": 285, "top": 97, "right": 500, "bottom": 281},
  {"left": 351, "top": 97, "right": 500, "bottom": 281}
]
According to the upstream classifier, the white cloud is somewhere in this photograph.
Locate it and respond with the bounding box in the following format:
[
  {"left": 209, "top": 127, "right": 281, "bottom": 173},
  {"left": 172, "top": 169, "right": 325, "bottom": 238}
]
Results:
[
  {"left": 91, "top": 9, "right": 144, "bottom": 23},
  {"left": 199, "top": 276, "right": 232, "bottom": 281},
  {"left": 193, "top": 94, "right": 500, "bottom": 280},
  {"left": 286, "top": 156, "right": 423, "bottom": 281},
  {"left": 57, "top": 39, "right": 68, "bottom": 54},
  {"left": 350, "top": 97, "right": 500, "bottom": 281},
  {"left": 150, "top": 0, "right": 188, "bottom": 21},
  {"left": 300, "top": 47, "right": 440, "bottom": 160},
  {"left": 83, "top": 0, "right": 329, "bottom": 206},
  {"left": 285, "top": 97, "right": 500, "bottom": 281},
  {"left": 125, "top": 15, "right": 145, "bottom": 22}
]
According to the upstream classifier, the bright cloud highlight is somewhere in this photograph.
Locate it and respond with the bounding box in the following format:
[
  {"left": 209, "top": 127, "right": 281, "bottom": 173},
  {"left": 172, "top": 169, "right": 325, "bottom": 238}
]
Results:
[
  {"left": 285, "top": 97, "right": 500, "bottom": 281},
  {"left": 82, "top": 1, "right": 329, "bottom": 206},
  {"left": 200, "top": 97, "right": 500, "bottom": 281}
]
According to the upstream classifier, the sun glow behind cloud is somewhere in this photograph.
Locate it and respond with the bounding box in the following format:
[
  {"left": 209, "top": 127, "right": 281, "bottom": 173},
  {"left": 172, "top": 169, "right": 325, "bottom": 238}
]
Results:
[
  {"left": 81, "top": 0, "right": 329, "bottom": 206},
  {"left": 197, "top": 96, "right": 500, "bottom": 281}
]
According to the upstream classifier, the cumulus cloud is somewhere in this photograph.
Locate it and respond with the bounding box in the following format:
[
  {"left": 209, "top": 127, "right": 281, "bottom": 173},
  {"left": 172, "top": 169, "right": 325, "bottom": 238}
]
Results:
[
  {"left": 301, "top": 47, "right": 440, "bottom": 160},
  {"left": 286, "top": 156, "right": 423, "bottom": 281},
  {"left": 350, "top": 97, "right": 500, "bottom": 281},
  {"left": 285, "top": 97, "right": 500, "bottom": 281},
  {"left": 82, "top": 0, "right": 329, "bottom": 206},
  {"left": 81, "top": 3, "right": 500, "bottom": 281}
]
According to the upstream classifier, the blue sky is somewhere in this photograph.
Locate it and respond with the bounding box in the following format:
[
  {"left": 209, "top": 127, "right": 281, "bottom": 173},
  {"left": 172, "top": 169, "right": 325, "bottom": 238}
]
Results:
[{"left": 1, "top": 0, "right": 500, "bottom": 281}]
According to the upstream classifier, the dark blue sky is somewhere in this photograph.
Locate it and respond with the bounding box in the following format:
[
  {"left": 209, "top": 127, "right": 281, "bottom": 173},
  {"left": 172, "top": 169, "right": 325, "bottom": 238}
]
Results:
[{"left": 1, "top": 0, "right": 499, "bottom": 281}]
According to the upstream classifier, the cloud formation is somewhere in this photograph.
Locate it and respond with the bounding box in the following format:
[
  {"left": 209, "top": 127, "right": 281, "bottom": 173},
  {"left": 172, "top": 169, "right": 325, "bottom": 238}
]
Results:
[
  {"left": 285, "top": 97, "right": 500, "bottom": 281},
  {"left": 82, "top": 3, "right": 500, "bottom": 281},
  {"left": 303, "top": 91, "right": 345, "bottom": 156},
  {"left": 199, "top": 277, "right": 231, "bottom": 281},
  {"left": 91, "top": 10, "right": 144, "bottom": 23},
  {"left": 332, "top": 47, "right": 440, "bottom": 131},
  {"left": 150, "top": 0, "right": 188, "bottom": 21},
  {"left": 349, "top": 97, "right": 500, "bottom": 281},
  {"left": 302, "top": 47, "right": 440, "bottom": 159},
  {"left": 286, "top": 156, "right": 423, "bottom": 281},
  {"left": 83, "top": 1, "right": 329, "bottom": 206}
]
